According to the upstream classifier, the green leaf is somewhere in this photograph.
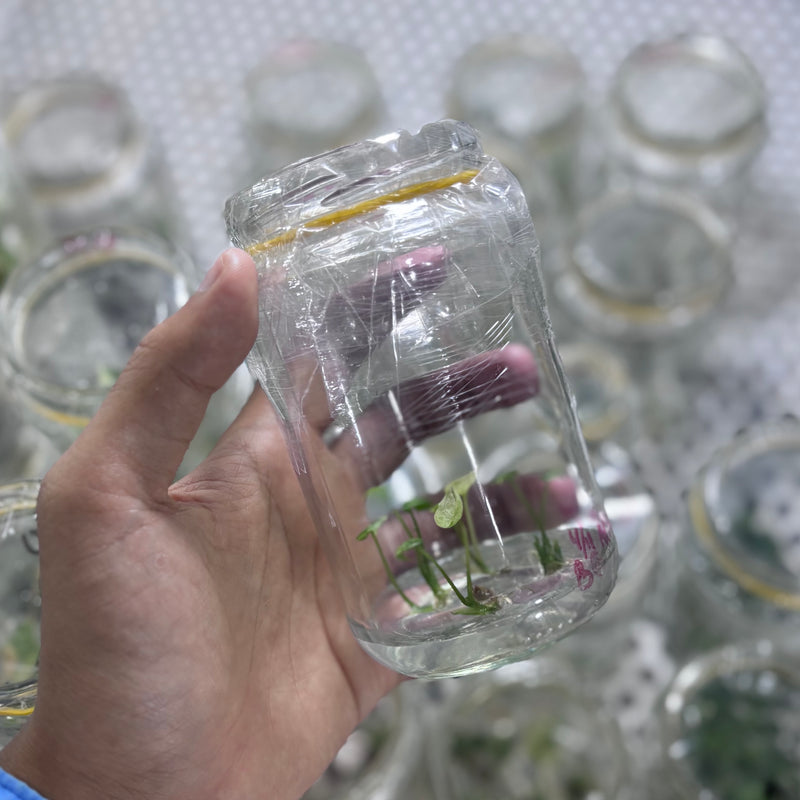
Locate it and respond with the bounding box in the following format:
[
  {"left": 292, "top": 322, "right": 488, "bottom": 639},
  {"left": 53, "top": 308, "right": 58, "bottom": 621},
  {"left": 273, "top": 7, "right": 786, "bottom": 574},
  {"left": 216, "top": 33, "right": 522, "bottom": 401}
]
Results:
[
  {"left": 434, "top": 487, "right": 463, "bottom": 528},
  {"left": 395, "top": 538, "right": 424, "bottom": 557},
  {"left": 401, "top": 496, "right": 434, "bottom": 512},
  {"left": 8, "top": 619, "right": 39, "bottom": 666},
  {"left": 96, "top": 364, "right": 122, "bottom": 390},
  {"left": 448, "top": 471, "right": 476, "bottom": 497},
  {"left": 493, "top": 470, "right": 519, "bottom": 485},
  {"left": 356, "top": 516, "right": 386, "bottom": 541}
]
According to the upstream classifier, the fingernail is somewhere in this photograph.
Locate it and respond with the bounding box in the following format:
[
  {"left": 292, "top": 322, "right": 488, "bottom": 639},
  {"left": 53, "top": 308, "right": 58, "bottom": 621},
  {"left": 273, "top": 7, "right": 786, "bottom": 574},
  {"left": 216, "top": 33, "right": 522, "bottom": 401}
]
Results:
[
  {"left": 197, "top": 260, "right": 223, "bottom": 292},
  {"left": 198, "top": 250, "right": 238, "bottom": 292}
]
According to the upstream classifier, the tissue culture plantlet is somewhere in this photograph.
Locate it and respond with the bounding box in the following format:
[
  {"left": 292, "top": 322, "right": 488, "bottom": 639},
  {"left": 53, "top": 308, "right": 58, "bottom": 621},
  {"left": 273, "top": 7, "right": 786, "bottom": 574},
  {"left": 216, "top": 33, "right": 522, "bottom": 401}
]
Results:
[{"left": 357, "top": 469, "right": 567, "bottom": 616}]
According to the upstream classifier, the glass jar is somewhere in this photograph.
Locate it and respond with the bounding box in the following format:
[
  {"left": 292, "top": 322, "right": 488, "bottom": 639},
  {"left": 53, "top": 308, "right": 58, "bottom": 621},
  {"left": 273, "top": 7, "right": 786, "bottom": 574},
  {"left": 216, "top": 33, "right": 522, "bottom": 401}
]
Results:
[
  {"left": 428, "top": 658, "right": 631, "bottom": 799},
  {"left": 606, "top": 33, "right": 767, "bottom": 213},
  {"left": 0, "top": 135, "right": 47, "bottom": 287},
  {"left": 0, "top": 381, "right": 58, "bottom": 482},
  {"left": 552, "top": 185, "right": 732, "bottom": 432},
  {"left": 657, "top": 639, "right": 800, "bottom": 800},
  {"left": 303, "top": 684, "right": 419, "bottom": 800},
  {"left": 666, "top": 420, "right": 800, "bottom": 660},
  {"left": 2, "top": 75, "right": 183, "bottom": 242},
  {"left": 226, "top": 120, "right": 618, "bottom": 678},
  {"left": 0, "top": 227, "right": 199, "bottom": 449},
  {"left": 447, "top": 34, "right": 585, "bottom": 219},
  {"left": 0, "top": 480, "right": 40, "bottom": 749},
  {"left": 245, "top": 39, "right": 386, "bottom": 178}
]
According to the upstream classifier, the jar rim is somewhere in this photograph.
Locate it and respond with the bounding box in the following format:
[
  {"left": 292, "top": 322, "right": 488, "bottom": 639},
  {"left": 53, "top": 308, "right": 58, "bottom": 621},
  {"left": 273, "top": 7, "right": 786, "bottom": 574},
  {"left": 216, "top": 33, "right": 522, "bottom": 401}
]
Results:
[
  {"left": 245, "top": 38, "right": 383, "bottom": 139},
  {"left": 226, "top": 120, "right": 492, "bottom": 257},
  {"left": 560, "top": 185, "right": 732, "bottom": 338},
  {"left": 0, "top": 477, "right": 40, "bottom": 719},
  {"left": 447, "top": 34, "right": 585, "bottom": 142},
  {"left": 0, "top": 227, "right": 197, "bottom": 431},
  {"left": 660, "top": 639, "right": 800, "bottom": 798},
  {"left": 3, "top": 74, "right": 151, "bottom": 210},
  {"left": 688, "top": 418, "right": 800, "bottom": 610},
  {"left": 608, "top": 32, "right": 768, "bottom": 180}
]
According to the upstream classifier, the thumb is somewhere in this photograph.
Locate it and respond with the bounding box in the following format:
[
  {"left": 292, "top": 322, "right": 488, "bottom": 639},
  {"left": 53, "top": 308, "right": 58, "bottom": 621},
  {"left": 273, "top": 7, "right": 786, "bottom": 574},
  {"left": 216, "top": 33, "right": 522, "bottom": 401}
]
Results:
[{"left": 65, "top": 247, "right": 259, "bottom": 498}]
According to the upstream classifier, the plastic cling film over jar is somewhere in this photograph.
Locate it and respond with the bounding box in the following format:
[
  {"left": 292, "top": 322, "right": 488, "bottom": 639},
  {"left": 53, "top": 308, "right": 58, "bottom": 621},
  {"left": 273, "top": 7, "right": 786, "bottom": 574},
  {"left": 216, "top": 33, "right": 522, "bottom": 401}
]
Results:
[{"left": 226, "top": 120, "right": 618, "bottom": 679}]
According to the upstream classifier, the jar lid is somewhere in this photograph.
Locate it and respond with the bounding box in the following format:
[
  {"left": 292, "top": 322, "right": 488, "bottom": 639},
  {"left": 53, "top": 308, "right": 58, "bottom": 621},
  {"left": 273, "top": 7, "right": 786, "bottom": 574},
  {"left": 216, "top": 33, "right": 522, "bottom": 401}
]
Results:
[
  {"left": 557, "top": 186, "right": 731, "bottom": 340},
  {"left": 246, "top": 39, "right": 383, "bottom": 145},
  {"left": 0, "top": 228, "right": 196, "bottom": 435},
  {"left": 660, "top": 639, "right": 800, "bottom": 799},
  {"left": 448, "top": 34, "right": 585, "bottom": 144},
  {"left": 609, "top": 33, "right": 767, "bottom": 182},
  {"left": 688, "top": 419, "right": 800, "bottom": 611},
  {"left": 3, "top": 75, "right": 150, "bottom": 212},
  {"left": 0, "top": 479, "right": 40, "bottom": 725}
]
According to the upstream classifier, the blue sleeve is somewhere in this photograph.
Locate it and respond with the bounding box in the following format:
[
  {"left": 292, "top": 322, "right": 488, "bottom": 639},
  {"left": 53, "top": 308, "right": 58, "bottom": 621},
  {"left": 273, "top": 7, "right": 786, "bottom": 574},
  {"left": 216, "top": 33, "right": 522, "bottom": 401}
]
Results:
[{"left": 0, "top": 769, "right": 47, "bottom": 800}]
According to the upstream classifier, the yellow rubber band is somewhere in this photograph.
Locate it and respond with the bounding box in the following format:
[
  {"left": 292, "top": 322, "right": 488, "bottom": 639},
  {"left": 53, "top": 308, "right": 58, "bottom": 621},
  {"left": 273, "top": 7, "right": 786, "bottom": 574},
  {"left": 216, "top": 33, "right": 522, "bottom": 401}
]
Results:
[
  {"left": 576, "top": 273, "right": 728, "bottom": 325},
  {"left": 688, "top": 484, "right": 800, "bottom": 611},
  {"left": 245, "top": 168, "right": 481, "bottom": 256},
  {"left": 0, "top": 706, "right": 35, "bottom": 717},
  {"left": 31, "top": 400, "right": 91, "bottom": 430}
]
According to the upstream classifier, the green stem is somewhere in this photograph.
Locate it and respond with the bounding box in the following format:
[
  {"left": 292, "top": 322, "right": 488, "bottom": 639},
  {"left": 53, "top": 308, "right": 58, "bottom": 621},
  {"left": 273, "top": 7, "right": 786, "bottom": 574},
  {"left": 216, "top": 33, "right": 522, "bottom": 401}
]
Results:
[
  {"left": 394, "top": 510, "right": 444, "bottom": 601},
  {"left": 418, "top": 549, "right": 472, "bottom": 607},
  {"left": 463, "top": 500, "right": 489, "bottom": 573},
  {"left": 509, "top": 479, "right": 564, "bottom": 574},
  {"left": 510, "top": 479, "right": 546, "bottom": 533},
  {"left": 416, "top": 541, "right": 498, "bottom": 615},
  {"left": 368, "top": 531, "right": 429, "bottom": 611},
  {"left": 456, "top": 520, "right": 475, "bottom": 600}
]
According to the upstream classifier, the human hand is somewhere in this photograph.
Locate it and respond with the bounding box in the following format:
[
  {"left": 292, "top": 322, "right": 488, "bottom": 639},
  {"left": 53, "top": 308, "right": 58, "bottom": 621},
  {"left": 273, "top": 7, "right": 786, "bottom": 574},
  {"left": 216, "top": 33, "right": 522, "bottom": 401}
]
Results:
[{"left": 0, "top": 248, "right": 402, "bottom": 800}]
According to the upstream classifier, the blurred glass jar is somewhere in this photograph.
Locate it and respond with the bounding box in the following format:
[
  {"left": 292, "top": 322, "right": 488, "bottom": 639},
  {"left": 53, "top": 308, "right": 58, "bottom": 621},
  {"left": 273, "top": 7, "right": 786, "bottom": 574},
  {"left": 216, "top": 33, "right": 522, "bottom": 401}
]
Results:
[
  {"left": 0, "top": 480, "right": 40, "bottom": 749},
  {"left": 447, "top": 34, "right": 586, "bottom": 220},
  {"left": 552, "top": 185, "right": 732, "bottom": 431},
  {"left": 245, "top": 39, "right": 386, "bottom": 177},
  {"left": 428, "top": 658, "right": 630, "bottom": 800},
  {"left": 0, "top": 135, "right": 47, "bottom": 287},
  {"left": 0, "top": 227, "right": 199, "bottom": 449},
  {"left": 606, "top": 33, "right": 767, "bottom": 214},
  {"left": 666, "top": 420, "right": 800, "bottom": 660},
  {"left": 0, "top": 380, "right": 58, "bottom": 482},
  {"left": 303, "top": 685, "right": 419, "bottom": 800},
  {"left": 657, "top": 639, "right": 800, "bottom": 800},
  {"left": 226, "top": 120, "right": 618, "bottom": 679},
  {"left": 2, "top": 75, "right": 182, "bottom": 241}
]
